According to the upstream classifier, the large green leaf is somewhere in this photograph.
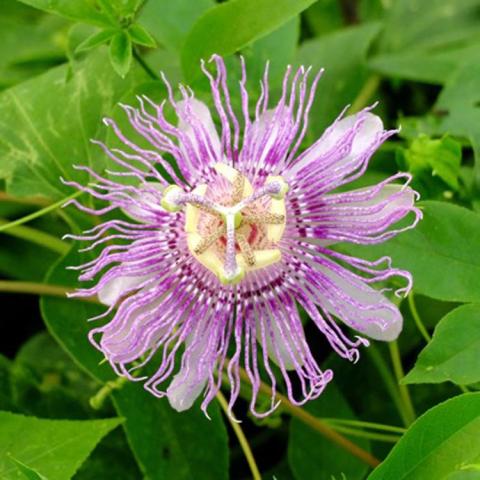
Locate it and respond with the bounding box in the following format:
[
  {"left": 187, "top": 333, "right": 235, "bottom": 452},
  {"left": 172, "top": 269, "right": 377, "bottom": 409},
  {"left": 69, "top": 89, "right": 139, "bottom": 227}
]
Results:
[
  {"left": 288, "top": 383, "right": 370, "bottom": 480},
  {"left": 295, "top": 22, "right": 381, "bottom": 136},
  {"left": 138, "top": 0, "right": 214, "bottom": 52},
  {"left": 0, "top": 50, "right": 145, "bottom": 200},
  {"left": 368, "top": 0, "right": 480, "bottom": 85},
  {"left": 16, "top": 0, "right": 113, "bottom": 27},
  {"left": 369, "top": 43, "right": 480, "bottom": 85},
  {"left": 41, "top": 247, "right": 229, "bottom": 480},
  {"left": 368, "top": 393, "right": 480, "bottom": 480},
  {"left": 181, "top": 0, "right": 316, "bottom": 82},
  {"left": 378, "top": 0, "right": 480, "bottom": 52},
  {"left": 342, "top": 201, "right": 480, "bottom": 303},
  {"left": 0, "top": 411, "right": 121, "bottom": 480},
  {"left": 403, "top": 304, "right": 480, "bottom": 386},
  {"left": 0, "top": 354, "right": 14, "bottom": 412},
  {"left": 434, "top": 64, "right": 480, "bottom": 194}
]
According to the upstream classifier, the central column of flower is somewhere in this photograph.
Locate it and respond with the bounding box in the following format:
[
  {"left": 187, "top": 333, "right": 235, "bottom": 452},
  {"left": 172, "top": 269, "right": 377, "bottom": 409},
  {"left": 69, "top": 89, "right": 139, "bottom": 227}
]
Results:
[{"left": 161, "top": 163, "right": 288, "bottom": 285}]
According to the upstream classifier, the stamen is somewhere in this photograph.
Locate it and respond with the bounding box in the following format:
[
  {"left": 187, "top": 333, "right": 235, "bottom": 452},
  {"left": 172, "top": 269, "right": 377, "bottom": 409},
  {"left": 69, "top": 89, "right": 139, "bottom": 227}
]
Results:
[
  {"left": 244, "top": 212, "right": 285, "bottom": 225},
  {"left": 237, "top": 234, "right": 255, "bottom": 266},
  {"left": 162, "top": 165, "right": 288, "bottom": 284},
  {"left": 194, "top": 225, "right": 226, "bottom": 254},
  {"left": 231, "top": 173, "right": 245, "bottom": 204}
]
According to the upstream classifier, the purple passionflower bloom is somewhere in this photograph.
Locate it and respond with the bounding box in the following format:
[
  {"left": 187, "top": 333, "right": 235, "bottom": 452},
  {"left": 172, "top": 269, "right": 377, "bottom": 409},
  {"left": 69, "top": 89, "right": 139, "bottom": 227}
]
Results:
[{"left": 65, "top": 56, "right": 421, "bottom": 416}]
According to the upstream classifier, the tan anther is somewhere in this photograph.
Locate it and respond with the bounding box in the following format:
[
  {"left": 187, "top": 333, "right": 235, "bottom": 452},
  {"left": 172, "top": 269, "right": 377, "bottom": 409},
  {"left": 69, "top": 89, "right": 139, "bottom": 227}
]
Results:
[
  {"left": 237, "top": 234, "right": 256, "bottom": 266},
  {"left": 190, "top": 202, "right": 221, "bottom": 218},
  {"left": 194, "top": 225, "right": 226, "bottom": 255},
  {"left": 244, "top": 212, "right": 285, "bottom": 225},
  {"left": 231, "top": 173, "right": 245, "bottom": 204}
]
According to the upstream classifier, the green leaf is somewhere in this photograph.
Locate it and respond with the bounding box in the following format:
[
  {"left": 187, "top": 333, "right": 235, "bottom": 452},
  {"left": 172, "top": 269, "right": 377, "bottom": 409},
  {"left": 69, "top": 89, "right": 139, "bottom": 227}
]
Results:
[
  {"left": 0, "top": 11, "right": 66, "bottom": 89},
  {"left": 295, "top": 22, "right": 381, "bottom": 136},
  {"left": 109, "top": 31, "right": 132, "bottom": 78},
  {"left": 0, "top": 411, "right": 121, "bottom": 480},
  {"left": 0, "top": 354, "right": 14, "bottom": 412},
  {"left": 369, "top": 43, "right": 480, "bottom": 85},
  {"left": 75, "top": 28, "right": 118, "bottom": 53},
  {"left": 137, "top": 0, "right": 214, "bottom": 52},
  {"left": 434, "top": 64, "right": 480, "bottom": 195},
  {"left": 396, "top": 134, "right": 462, "bottom": 195},
  {"left": 0, "top": 50, "right": 145, "bottom": 200},
  {"left": 403, "top": 304, "right": 480, "bottom": 386},
  {"left": 16, "top": 0, "right": 114, "bottom": 27},
  {"left": 7, "top": 456, "right": 47, "bottom": 480},
  {"left": 342, "top": 201, "right": 480, "bottom": 303},
  {"left": 41, "top": 247, "right": 229, "bottom": 480},
  {"left": 368, "top": 393, "right": 480, "bottom": 480},
  {"left": 242, "top": 17, "right": 299, "bottom": 93},
  {"left": 128, "top": 24, "right": 156, "bottom": 48},
  {"left": 288, "top": 383, "right": 370, "bottom": 480},
  {"left": 181, "top": 0, "right": 316, "bottom": 82},
  {"left": 297, "top": 23, "right": 380, "bottom": 135},
  {"left": 379, "top": 0, "right": 480, "bottom": 53}
]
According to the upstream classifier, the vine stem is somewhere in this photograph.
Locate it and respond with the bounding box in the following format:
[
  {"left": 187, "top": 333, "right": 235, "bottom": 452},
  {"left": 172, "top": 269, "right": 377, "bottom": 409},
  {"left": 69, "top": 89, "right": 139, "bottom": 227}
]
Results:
[
  {"left": 0, "top": 219, "right": 69, "bottom": 255},
  {"left": 388, "top": 341, "right": 416, "bottom": 425},
  {"left": 216, "top": 391, "right": 262, "bottom": 480},
  {"left": 349, "top": 74, "right": 382, "bottom": 114},
  {"left": 237, "top": 368, "right": 381, "bottom": 467},
  {"left": 133, "top": 48, "right": 158, "bottom": 80},
  {"left": 367, "top": 345, "right": 410, "bottom": 427},
  {"left": 0, "top": 191, "right": 83, "bottom": 234},
  {"left": 408, "top": 293, "right": 431, "bottom": 343}
]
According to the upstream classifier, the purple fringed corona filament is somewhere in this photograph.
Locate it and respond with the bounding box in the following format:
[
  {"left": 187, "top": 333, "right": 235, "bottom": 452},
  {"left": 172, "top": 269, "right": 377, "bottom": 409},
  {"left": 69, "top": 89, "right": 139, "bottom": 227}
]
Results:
[{"left": 64, "top": 55, "right": 422, "bottom": 416}]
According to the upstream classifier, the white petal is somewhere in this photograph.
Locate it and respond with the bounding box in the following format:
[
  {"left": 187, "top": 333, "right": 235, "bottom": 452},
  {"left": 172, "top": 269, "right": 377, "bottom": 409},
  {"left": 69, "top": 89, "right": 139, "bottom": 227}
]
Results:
[
  {"left": 320, "top": 182, "right": 416, "bottom": 237},
  {"left": 98, "top": 272, "right": 152, "bottom": 306},
  {"left": 177, "top": 98, "right": 221, "bottom": 162},
  {"left": 289, "top": 112, "right": 383, "bottom": 177},
  {"left": 311, "top": 261, "right": 402, "bottom": 341},
  {"left": 122, "top": 182, "right": 164, "bottom": 222},
  {"left": 167, "top": 333, "right": 210, "bottom": 412},
  {"left": 255, "top": 304, "right": 306, "bottom": 370}
]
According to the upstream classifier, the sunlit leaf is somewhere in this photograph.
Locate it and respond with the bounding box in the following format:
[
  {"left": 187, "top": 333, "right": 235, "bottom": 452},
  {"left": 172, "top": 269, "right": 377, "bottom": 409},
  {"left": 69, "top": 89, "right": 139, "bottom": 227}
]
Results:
[
  {"left": 109, "top": 31, "right": 133, "bottom": 78},
  {"left": 128, "top": 24, "right": 156, "bottom": 48},
  {"left": 403, "top": 304, "right": 480, "bottom": 386},
  {"left": 0, "top": 50, "right": 146, "bottom": 199},
  {"left": 181, "top": 0, "right": 316, "bottom": 82},
  {"left": 0, "top": 411, "right": 121, "bottom": 480},
  {"left": 369, "top": 393, "right": 480, "bottom": 479},
  {"left": 16, "top": 0, "right": 114, "bottom": 27},
  {"left": 342, "top": 201, "right": 480, "bottom": 303}
]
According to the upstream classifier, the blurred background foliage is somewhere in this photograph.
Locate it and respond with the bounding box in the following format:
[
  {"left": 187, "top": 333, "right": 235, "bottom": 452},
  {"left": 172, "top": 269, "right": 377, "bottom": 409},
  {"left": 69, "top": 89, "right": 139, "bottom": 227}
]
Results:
[{"left": 0, "top": 0, "right": 480, "bottom": 479}]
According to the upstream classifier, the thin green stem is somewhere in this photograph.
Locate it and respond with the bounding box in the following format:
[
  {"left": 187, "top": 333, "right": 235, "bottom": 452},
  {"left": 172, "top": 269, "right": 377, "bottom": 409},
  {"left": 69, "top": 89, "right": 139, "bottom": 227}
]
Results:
[
  {"left": 133, "top": 48, "right": 158, "bottom": 80},
  {"left": 0, "top": 191, "right": 83, "bottom": 234},
  {"left": 236, "top": 369, "right": 381, "bottom": 467},
  {"left": 0, "top": 219, "right": 69, "bottom": 255},
  {"left": 389, "top": 341, "right": 416, "bottom": 425},
  {"left": 322, "top": 423, "right": 401, "bottom": 443},
  {"left": 349, "top": 74, "right": 382, "bottom": 114},
  {"left": 216, "top": 391, "right": 262, "bottom": 480},
  {"left": 0, "top": 281, "right": 72, "bottom": 298},
  {"left": 367, "top": 344, "right": 410, "bottom": 427},
  {"left": 321, "top": 418, "right": 406, "bottom": 434},
  {"left": 408, "top": 293, "right": 431, "bottom": 343},
  {"left": 0, "top": 191, "right": 49, "bottom": 207}
]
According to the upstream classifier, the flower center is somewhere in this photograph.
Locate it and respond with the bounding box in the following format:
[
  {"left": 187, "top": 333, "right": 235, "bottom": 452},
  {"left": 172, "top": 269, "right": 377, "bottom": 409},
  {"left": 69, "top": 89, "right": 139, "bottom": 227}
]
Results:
[{"left": 161, "top": 163, "right": 288, "bottom": 285}]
